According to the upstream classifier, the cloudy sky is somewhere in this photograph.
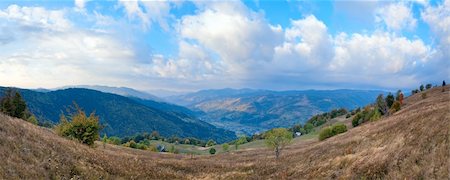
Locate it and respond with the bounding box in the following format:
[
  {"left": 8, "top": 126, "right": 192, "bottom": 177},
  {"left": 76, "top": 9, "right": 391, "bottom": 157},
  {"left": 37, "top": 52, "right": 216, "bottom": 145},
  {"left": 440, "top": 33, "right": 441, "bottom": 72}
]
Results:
[{"left": 0, "top": 0, "right": 448, "bottom": 93}]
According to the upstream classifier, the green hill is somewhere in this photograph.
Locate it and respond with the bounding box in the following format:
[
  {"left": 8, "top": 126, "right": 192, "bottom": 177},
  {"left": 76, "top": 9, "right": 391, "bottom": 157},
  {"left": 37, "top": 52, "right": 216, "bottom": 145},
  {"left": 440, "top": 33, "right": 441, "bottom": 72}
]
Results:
[{"left": 0, "top": 87, "right": 236, "bottom": 143}]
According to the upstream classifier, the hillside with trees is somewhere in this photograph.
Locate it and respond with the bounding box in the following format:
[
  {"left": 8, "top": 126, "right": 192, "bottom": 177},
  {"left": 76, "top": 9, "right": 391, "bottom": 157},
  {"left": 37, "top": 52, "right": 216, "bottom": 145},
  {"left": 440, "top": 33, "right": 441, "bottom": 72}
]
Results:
[
  {"left": 0, "top": 87, "right": 236, "bottom": 143},
  {"left": 0, "top": 85, "right": 448, "bottom": 179}
]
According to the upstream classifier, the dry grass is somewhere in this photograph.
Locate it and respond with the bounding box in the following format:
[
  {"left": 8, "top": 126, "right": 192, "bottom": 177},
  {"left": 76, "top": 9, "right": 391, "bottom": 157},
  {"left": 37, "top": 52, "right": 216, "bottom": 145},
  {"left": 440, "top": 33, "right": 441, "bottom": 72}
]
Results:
[{"left": 1, "top": 86, "right": 449, "bottom": 179}]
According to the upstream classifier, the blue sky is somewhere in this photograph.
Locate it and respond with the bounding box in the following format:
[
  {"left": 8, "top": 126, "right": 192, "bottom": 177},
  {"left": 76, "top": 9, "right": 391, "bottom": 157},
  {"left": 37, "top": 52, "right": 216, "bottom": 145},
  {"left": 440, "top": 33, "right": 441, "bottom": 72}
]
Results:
[{"left": 0, "top": 0, "right": 448, "bottom": 93}]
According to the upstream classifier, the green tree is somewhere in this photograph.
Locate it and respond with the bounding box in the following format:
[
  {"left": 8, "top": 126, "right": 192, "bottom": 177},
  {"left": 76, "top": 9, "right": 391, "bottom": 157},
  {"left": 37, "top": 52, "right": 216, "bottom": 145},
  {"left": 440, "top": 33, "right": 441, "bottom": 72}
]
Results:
[
  {"left": 206, "top": 139, "right": 216, "bottom": 147},
  {"left": 264, "top": 128, "right": 293, "bottom": 159},
  {"left": 420, "top": 84, "right": 424, "bottom": 91},
  {"left": 376, "top": 94, "right": 388, "bottom": 115},
  {"left": 222, "top": 143, "right": 230, "bottom": 152},
  {"left": 443, "top": 80, "right": 446, "bottom": 86},
  {"left": 425, "top": 84, "right": 432, "bottom": 90},
  {"left": 102, "top": 134, "right": 108, "bottom": 148},
  {"left": 54, "top": 104, "right": 101, "bottom": 146},
  {"left": 0, "top": 88, "right": 31, "bottom": 119},
  {"left": 385, "top": 93, "right": 395, "bottom": 108},
  {"left": 209, "top": 147, "right": 216, "bottom": 155},
  {"left": 304, "top": 123, "right": 314, "bottom": 134},
  {"left": 235, "top": 136, "right": 248, "bottom": 150}
]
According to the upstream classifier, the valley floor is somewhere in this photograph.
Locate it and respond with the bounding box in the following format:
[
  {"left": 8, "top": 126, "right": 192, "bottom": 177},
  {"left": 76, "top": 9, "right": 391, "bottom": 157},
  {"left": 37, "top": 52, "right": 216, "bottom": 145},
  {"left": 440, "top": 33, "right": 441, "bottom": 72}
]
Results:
[{"left": 1, "top": 86, "right": 449, "bottom": 179}]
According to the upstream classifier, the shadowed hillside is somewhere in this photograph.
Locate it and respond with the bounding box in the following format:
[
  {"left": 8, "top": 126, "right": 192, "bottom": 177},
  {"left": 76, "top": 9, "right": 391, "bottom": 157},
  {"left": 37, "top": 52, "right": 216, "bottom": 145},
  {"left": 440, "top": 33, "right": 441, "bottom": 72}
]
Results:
[
  {"left": 0, "top": 87, "right": 236, "bottom": 143},
  {"left": 0, "top": 86, "right": 448, "bottom": 179}
]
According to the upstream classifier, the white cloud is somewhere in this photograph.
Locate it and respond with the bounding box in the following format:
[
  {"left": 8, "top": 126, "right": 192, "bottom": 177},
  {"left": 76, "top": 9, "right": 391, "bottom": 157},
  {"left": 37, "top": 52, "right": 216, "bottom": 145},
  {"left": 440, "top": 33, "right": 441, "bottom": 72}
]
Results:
[
  {"left": 274, "top": 15, "right": 333, "bottom": 71},
  {"left": 375, "top": 2, "right": 417, "bottom": 31},
  {"left": 118, "top": 0, "right": 173, "bottom": 30},
  {"left": 177, "top": 2, "right": 283, "bottom": 74},
  {"left": 75, "top": 0, "right": 87, "bottom": 9},
  {"left": 0, "top": 5, "right": 71, "bottom": 31},
  {"left": 148, "top": 1, "right": 283, "bottom": 83},
  {"left": 422, "top": 0, "right": 450, "bottom": 51},
  {"left": 330, "top": 32, "right": 430, "bottom": 75},
  {"left": 0, "top": 5, "right": 140, "bottom": 89}
]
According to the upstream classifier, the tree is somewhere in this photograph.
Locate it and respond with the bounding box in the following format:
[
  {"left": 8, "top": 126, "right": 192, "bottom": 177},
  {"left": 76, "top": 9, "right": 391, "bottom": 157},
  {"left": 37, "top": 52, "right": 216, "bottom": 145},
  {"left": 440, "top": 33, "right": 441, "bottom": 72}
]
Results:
[
  {"left": 0, "top": 88, "right": 31, "bottom": 119},
  {"left": 209, "top": 148, "right": 216, "bottom": 155},
  {"left": 385, "top": 93, "right": 395, "bottom": 108},
  {"left": 54, "top": 103, "right": 101, "bottom": 146},
  {"left": 304, "top": 123, "right": 314, "bottom": 134},
  {"left": 234, "top": 136, "right": 248, "bottom": 150},
  {"left": 102, "top": 134, "right": 108, "bottom": 148},
  {"left": 443, "top": 80, "right": 446, "bottom": 86},
  {"left": 151, "top": 131, "right": 160, "bottom": 140},
  {"left": 376, "top": 94, "right": 388, "bottom": 115},
  {"left": 222, "top": 143, "right": 230, "bottom": 152},
  {"left": 420, "top": 84, "right": 424, "bottom": 91},
  {"left": 426, "top": 84, "right": 432, "bottom": 90},
  {"left": 264, "top": 128, "right": 293, "bottom": 159},
  {"left": 206, "top": 139, "right": 216, "bottom": 147}
]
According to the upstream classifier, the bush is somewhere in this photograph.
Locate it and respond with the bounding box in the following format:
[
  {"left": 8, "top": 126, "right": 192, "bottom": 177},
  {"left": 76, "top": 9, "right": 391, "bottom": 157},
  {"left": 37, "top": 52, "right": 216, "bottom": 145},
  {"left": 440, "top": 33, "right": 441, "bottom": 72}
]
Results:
[
  {"left": 209, "top": 148, "right": 216, "bottom": 155},
  {"left": 331, "top": 124, "right": 347, "bottom": 134},
  {"left": 222, "top": 143, "right": 230, "bottom": 152},
  {"left": 26, "top": 115, "right": 38, "bottom": 125},
  {"left": 426, "top": 84, "right": 432, "bottom": 89},
  {"left": 108, "top": 136, "right": 122, "bottom": 145},
  {"left": 389, "top": 101, "right": 401, "bottom": 114},
  {"left": 54, "top": 104, "right": 101, "bottom": 146},
  {"left": 319, "top": 127, "right": 334, "bottom": 141},
  {"left": 206, "top": 139, "right": 216, "bottom": 147},
  {"left": 319, "top": 124, "right": 348, "bottom": 141},
  {"left": 352, "top": 113, "right": 362, "bottom": 127},
  {"left": 421, "top": 93, "right": 427, "bottom": 99}
]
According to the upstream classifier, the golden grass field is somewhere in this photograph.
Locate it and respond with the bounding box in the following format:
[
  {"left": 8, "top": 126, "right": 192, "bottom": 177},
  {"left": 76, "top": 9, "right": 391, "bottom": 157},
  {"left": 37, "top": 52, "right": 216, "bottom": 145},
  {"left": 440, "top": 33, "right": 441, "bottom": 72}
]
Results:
[{"left": 1, "top": 86, "right": 449, "bottom": 179}]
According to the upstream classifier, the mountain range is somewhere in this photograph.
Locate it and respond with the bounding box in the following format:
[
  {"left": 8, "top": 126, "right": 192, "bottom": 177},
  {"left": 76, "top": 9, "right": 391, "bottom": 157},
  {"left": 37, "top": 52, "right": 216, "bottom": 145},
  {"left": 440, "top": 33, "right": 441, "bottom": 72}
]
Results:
[
  {"left": 0, "top": 87, "right": 236, "bottom": 143},
  {"left": 166, "top": 88, "right": 387, "bottom": 134}
]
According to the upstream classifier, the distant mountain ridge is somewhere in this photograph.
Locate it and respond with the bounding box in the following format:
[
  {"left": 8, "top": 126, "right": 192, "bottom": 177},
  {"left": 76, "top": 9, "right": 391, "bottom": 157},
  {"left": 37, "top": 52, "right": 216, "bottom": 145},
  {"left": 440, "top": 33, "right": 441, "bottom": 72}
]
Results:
[
  {"left": 0, "top": 87, "right": 236, "bottom": 143},
  {"left": 167, "top": 88, "right": 387, "bottom": 134},
  {"left": 59, "top": 85, "right": 163, "bottom": 102}
]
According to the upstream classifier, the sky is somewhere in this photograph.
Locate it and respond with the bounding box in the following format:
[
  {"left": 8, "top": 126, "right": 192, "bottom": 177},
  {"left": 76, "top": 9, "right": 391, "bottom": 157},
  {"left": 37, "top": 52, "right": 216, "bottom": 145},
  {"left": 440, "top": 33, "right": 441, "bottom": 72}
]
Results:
[{"left": 0, "top": 0, "right": 448, "bottom": 93}]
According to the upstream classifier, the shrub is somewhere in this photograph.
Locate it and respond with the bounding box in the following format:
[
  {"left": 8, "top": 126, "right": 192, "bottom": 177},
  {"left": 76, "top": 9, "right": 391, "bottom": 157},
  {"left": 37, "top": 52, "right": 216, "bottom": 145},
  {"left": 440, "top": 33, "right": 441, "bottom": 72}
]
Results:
[
  {"left": 389, "top": 101, "right": 401, "bottom": 114},
  {"left": 331, "top": 124, "right": 347, "bottom": 134},
  {"left": 421, "top": 93, "right": 427, "bottom": 99},
  {"left": 26, "top": 115, "right": 38, "bottom": 125},
  {"left": 345, "top": 113, "right": 351, "bottom": 118},
  {"left": 209, "top": 148, "right": 216, "bottom": 155},
  {"left": 426, "top": 84, "right": 432, "bottom": 89},
  {"left": 108, "top": 136, "right": 122, "bottom": 145},
  {"left": 222, "top": 143, "right": 230, "bottom": 152},
  {"left": 352, "top": 113, "right": 362, "bottom": 127},
  {"left": 420, "top": 85, "right": 424, "bottom": 91},
  {"left": 54, "top": 105, "right": 101, "bottom": 146},
  {"left": 319, "top": 127, "right": 334, "bottom": 141}
]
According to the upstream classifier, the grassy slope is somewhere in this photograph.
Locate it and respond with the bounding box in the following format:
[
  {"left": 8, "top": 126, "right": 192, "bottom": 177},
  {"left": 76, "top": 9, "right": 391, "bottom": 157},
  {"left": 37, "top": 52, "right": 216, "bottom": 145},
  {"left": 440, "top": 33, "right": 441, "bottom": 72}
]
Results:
[{"left": 1, "top": 86, "right": 449, "bottom": 179}]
